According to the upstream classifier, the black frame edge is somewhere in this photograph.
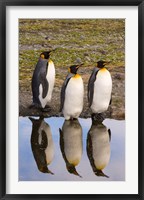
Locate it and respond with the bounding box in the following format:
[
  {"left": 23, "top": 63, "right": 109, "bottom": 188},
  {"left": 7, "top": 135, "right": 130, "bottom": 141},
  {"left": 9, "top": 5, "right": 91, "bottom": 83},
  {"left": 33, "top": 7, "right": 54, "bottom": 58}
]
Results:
[
  {"left": 0, "top": 0, "right": 142, "bottom": 6},
  {"left": 0, "top": 1, "right": 6, "bottom": 200},
  {"left": 139, "top": 1, "right": 144, "bottom": 200}
]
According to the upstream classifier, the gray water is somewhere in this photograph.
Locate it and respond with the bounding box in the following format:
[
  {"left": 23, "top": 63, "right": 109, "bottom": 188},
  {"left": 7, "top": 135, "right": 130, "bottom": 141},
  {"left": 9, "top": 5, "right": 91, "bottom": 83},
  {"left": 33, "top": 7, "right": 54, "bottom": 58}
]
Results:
[{"left": 19, "top": 117, "right": 125, "bottom": 181}]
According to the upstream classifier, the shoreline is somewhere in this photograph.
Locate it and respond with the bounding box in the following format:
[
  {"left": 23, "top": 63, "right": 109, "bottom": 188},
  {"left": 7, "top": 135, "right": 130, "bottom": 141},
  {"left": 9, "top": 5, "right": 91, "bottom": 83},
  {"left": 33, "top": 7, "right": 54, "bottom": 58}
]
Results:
[{"left": 19, "top": 90, "right": 125, "bottom": 120}]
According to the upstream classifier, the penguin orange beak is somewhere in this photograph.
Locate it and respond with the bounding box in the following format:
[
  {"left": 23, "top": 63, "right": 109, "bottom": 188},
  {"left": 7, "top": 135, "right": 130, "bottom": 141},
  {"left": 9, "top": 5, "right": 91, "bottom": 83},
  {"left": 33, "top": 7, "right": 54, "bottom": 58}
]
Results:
[
  {"left": 48, "top": 50, "right": 53, "bottom": 55},
  {"left": 76, "top": 63, "right": 84, "bottom": 69},
  {"left": 104, "top": 61, "right": 110, "bottom": 65},
  {"left": 49, "top": 48, "right": 57, "bottom": 54}
]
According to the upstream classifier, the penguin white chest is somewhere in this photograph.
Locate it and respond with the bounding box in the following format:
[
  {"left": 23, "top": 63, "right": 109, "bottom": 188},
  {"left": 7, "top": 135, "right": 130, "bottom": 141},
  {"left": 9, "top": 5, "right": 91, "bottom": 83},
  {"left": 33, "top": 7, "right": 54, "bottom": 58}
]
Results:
[
  {"left": 46, "top": 61, "right": 55, "bottom": 100},
  {"left": 63, "top": 127, "right": 82, "bottom": 165},
  {"left": 63, "top": 75, "right": 84, "bottom": 120},
  {"left": 38, "top": 121, "right": 54, "bottom": 164},
  {"left": 91, "top": 69, "right": 112, "bottom": 113},
  {"left": 91, "top": 128, "right": 110, "bottom": 170},
  {"left": 39, "top": 61, "right": 55, "bottom": 108}
]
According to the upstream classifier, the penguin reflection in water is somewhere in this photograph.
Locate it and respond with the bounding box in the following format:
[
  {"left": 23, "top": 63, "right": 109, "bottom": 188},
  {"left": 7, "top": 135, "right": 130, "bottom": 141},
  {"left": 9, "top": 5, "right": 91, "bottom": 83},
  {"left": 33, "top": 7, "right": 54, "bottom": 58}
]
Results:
[
  {"left": 88, "top": 60, "right": 112, "bottom": 121},
  {"left": 30, "top": 50, "right": 55, "bottom": 112},
  {"left": 59, "top": 119, "right": 83, "bottom": 177},
  {"left": 60, "top": 64, "right": 84, "bottom": 120},
  {"left": 29, "top": 117, "right": 54, "bottom": 174},
  {"left": 87, "top": 115, "right": 111, "bottom": 178}
]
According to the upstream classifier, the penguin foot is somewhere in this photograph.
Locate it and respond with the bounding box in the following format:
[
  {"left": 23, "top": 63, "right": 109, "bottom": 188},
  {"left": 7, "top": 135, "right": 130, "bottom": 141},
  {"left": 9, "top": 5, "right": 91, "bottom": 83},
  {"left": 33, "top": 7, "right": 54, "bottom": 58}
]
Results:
[
  {"left": 91, "top": 113, "right": 105, "bottom": 123},
  {"left": 41, "top": 106, "right": 51, "bottom": 112},
  {"left": 73, "top": 118, "right": 78, "bottom": 120},
  {"left": 70, "top": 117, "right": 78, "bottom": 121},
  {"left": 29, "top": 103, "right": 41, "bottom": 110}
]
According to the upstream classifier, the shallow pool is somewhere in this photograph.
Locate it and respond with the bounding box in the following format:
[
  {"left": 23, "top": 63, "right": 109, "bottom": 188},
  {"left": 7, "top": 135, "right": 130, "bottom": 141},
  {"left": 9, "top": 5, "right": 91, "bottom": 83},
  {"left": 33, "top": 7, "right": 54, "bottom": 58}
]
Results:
[{"left": 19, "top": 117, "right": 125, "bottom": 181}]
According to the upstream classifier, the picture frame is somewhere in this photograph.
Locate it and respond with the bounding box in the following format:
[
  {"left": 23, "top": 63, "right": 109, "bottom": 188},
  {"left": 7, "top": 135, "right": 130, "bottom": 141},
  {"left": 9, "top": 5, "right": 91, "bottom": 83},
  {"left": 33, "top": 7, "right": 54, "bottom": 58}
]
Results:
[{"left": 0, "top": 0, "right": 143, "bottom": 199}]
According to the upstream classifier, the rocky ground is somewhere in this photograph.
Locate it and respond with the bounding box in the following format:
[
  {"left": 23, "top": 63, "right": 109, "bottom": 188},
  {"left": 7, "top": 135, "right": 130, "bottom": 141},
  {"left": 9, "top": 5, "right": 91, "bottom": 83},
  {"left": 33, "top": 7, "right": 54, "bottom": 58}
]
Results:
[{"left": 19, "top": 19, "right": 125, "bottom": 120}]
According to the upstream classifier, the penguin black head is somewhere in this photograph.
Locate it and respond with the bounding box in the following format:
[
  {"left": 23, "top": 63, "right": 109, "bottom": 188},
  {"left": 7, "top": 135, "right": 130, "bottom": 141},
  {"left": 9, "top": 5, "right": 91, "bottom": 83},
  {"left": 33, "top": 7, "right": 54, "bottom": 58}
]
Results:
[
  {"left": 66, "top": 164, "right": 82, "bottom": 178},
  {"left": 40, "top": 50, "right": 54, "bottom": 59},
  {"left": 39, "top": 166, "right": 54, "bottom": 175},
  {"left": 97, "top": 60, "right": 109, "bottom": 68},
  {"left": 95, "top": 169, "right": 109, "bottom": 178},
  {"left": 69, "top": 63, "right": 83, "bottom": 74}
]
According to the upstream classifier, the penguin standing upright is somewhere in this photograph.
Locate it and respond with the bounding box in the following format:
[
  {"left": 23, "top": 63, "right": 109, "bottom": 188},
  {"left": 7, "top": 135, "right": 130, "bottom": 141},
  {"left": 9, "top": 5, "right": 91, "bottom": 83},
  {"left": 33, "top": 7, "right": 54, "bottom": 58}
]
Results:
[
  {"left": 59, "top": 119, "right": 83, "bottom": 177},
  {"left": 60, "top": 64, "right": 84, "bottom": 120},
  {"left": 87, "top": 116, "right": 111, "bottom": 178},
  {"left": 88, "top": 60, "right": 112, "bottom": 119},
  {"left": 29, "top": 117, "right": 54, "bottom": 174},
  {"left": 31, "top": 50, "right": 55, "bottom": 111}
]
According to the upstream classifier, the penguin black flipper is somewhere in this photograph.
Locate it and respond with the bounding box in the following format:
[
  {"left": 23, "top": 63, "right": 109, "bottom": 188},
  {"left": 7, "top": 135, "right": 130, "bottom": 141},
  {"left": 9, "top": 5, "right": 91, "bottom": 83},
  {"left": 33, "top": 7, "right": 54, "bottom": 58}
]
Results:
[
  {"left": 88, "top": 68, "right": 99, "bottom": 107},
  {"left": 39, "top": 72, "right": 49, "bottom": 99},
  {"left": 32, "top": 75, "right": 41, "bottom": 106},
  {"left": 109, "top": 95, "right": 112, "bottom": 105},
  {"left": 59, "top": 128, "right": 66, "bottom": 160},
  {"left": 59, "top": 128, "right": 70, "bottom": 164},
  {"left": 86, "top": 130, "right": 97, "bottom": 174},
  {"left": 108, "top": 129, "right": 111, "bottom": 142},
  {"left": 60, "top": 74, "right": 73, "bottom": 112},
  {"left": 32, "top": 59, "right": 49, "bottom": 105}
]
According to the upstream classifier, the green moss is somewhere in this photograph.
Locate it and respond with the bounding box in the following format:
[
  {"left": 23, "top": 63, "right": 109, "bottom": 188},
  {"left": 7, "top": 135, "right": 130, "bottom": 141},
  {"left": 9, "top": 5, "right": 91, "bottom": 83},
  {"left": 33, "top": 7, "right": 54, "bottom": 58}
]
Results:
[{"left": 19, "top": 19, "right": 125, "bottom": 89}]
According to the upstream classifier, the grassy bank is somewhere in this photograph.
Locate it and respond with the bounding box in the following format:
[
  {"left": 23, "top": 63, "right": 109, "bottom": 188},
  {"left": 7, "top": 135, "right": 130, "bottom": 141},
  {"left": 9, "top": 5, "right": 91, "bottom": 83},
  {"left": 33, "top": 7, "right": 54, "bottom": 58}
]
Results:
[{"left": 19, "top": 19, "right": 125, "bottom": 89}]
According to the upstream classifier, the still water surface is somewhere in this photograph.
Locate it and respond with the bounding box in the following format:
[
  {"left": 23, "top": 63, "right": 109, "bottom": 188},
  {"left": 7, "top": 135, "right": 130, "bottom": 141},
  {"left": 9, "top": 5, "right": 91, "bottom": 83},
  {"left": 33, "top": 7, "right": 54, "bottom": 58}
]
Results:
[{"left": 19, "top": 117, "right": 125, "bottom": 181}]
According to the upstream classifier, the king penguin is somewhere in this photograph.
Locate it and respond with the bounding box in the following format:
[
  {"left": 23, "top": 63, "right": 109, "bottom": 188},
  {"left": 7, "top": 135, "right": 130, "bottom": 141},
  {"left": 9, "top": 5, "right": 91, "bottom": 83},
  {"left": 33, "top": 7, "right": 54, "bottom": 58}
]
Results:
[
  {"left": 60, "top": 64, "right": 84, "bottom": 120},
  {"left": 88, "top": 60, "right": 112, "bottom": 120},
  {"left": 31, "top": 50, "right": 55, "bottom": 111},
  {"left": 87, "top": 115, "right": 111, "bottom": 178},
  {"left": 29, "top": 117, "right": 54, "bottom": 174},
  {"left": 59, "top": 119, "right": 83, "bottom": 177}
]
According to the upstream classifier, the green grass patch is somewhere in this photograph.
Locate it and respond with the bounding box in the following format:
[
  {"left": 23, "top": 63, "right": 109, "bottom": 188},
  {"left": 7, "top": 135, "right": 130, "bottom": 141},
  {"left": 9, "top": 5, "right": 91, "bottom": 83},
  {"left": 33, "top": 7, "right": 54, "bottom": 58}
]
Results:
[{"left": 19, "top": 19, "right": 125, "bottom": 89}]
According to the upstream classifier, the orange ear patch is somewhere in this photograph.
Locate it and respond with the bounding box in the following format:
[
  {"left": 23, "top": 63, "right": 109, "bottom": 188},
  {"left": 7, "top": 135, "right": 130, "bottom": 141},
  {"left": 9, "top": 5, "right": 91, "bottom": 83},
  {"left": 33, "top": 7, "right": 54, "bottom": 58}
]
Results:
[{"left": 40, "top": 54, "right": 45, "bottom": 59}]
